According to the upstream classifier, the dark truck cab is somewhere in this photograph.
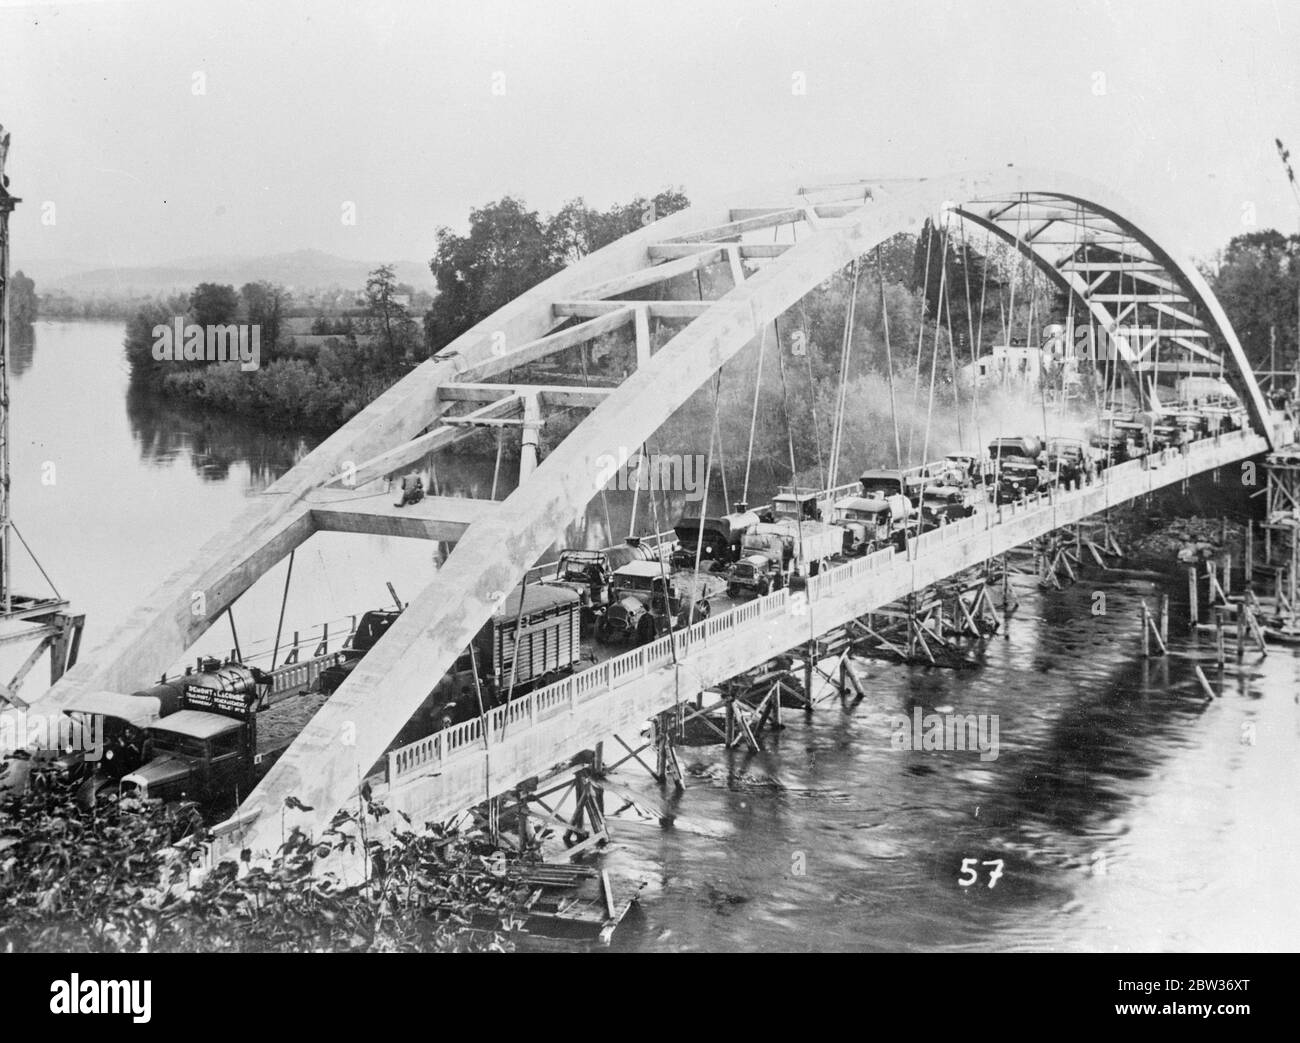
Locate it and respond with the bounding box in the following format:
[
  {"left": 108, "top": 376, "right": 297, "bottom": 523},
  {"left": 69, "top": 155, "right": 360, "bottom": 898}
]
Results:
[
  {"left": 50, "top": 689, "right": 180, "bottom": 806},
  {"left": 995, "top": 460, "right": 1045, "bottom": 504},
  {"left": 120, "top": 710, "right": 252, "bottom": 807},
  {"left": 541, "top": 544, "right": 655, "bottom": 630},
  {"left": 600, "top": 561, "right": 709, "bottom": 644},
  {"left": 920, "top": 484, "right": 977, "bottom": 527},
  {"left": 1044, "top": 437, "right": 1093, "bottom": 486},
  {"left": 317, "top": 608, "right": 402, "bottom": 694},
  {"left": 670, "top": 508, "right": 760, "bottom": 569},
  {"left": 860, "top": 469, "right": 926, "bottom": 506}
]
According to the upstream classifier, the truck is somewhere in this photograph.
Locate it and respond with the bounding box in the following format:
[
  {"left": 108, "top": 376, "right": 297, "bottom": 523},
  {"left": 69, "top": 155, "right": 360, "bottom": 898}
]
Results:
[
  {"left": 1043, "top": 436, "right": 1094, "bottom": 487},
  {"left": 769, "top": 488, "right": 824, "bottom": 523},
  {"left": 599, "top": 561, "right": 711, "bottom": 644},
  {"left": 726, "top": 530, "right": 787, "bottom": 596},
  {"left": 540, "top": 543, "right": 656, "bottom": 630},
  {"left": 860, "top": 468, "right": 926, "bottom": 506},
  {"left": 831, "top": 494, "right": 913, "bottom": 554},
  {"left": 317, "top": 607, "right": 403, "bottom": 694},
  {"left": 760, "top": 488, "right": 844, "bottom": 573},
  {"left": 919, "top": 484, "right": 978, "bottom": 528},
  {"left": 670, "top": 507, "right": 760, "bottom": 569},
  {"left": 119, "top": 666, "right": 283, "bottom": 808},
  {"left": 994, "top": 459, "right": 1046, "bottom": 504},
  {"left": 395, "top": 583, "right": 585, "bottom": 735},
  {"left": 987, "top": 436, "right": 1043, "bottom": 472},
  {"left": 939, "top": 452, "right": 983, "bottom": 487},
  {"left": 750, "top": 517, "right": 844, "bottom": 577},
  {"left": 23, "top": 688, "right": 182, "bottom": 806}
]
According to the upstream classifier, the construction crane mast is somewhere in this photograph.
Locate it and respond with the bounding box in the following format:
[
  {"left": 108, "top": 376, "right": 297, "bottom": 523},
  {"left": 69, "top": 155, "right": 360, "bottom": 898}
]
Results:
[{"left": 0, "top": 124, "right": 83, "bottom": 707}]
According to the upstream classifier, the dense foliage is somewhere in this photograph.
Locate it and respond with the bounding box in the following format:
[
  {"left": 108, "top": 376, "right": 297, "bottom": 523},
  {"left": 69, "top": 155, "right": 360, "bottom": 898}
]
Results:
[
  {"left": 425, "top": 189, "right": 690, "bottom": 350},
  {"left": 1204, "top": 229, "right": 1300, "bottom": 371},
  {"left": 0, "top": 773, "right": 522, "bottom": 953}
]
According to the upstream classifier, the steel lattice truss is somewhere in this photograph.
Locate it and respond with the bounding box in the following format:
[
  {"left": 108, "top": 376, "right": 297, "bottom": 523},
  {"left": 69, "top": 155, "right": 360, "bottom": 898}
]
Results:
[{"left": 29, "top": 168, "right": 1275, "bottom": 853}]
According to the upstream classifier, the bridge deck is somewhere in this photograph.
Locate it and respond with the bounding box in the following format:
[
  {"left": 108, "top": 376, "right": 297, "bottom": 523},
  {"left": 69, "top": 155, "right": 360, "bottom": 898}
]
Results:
[{"left": 223, "top": 429, "right": 1260, "bottom": 842}]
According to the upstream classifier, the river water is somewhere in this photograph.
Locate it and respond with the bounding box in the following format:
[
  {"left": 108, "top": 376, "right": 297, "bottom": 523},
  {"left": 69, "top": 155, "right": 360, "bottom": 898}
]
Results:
[{"left": 8, "top": 321, "right": 1299, "bottom": 952}]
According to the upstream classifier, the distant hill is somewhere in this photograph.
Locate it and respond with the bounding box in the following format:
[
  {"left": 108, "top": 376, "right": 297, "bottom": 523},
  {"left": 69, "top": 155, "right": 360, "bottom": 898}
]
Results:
[{"left": 25, "top": 249, "right": 432, "bottom": 296}]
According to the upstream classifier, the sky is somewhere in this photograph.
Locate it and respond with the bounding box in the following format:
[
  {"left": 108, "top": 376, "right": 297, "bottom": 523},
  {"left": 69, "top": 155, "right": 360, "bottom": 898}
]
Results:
[{"left": 1, "top": 0, "right": 1299, "bottom": 275}]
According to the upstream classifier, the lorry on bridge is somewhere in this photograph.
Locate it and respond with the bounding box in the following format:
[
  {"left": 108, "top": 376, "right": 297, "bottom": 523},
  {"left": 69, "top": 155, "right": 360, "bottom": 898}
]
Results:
[
  {"left": 734, "top": 488, "right": 845, "bottom": 575},
  {"left": 19, "top": 687, "right": 183, "bottom": 806},
  {"left": 860, "top": 468, "right": 927, "bottom": 506},
  {"left": 1043, "top": 437, "right": 1095, "bottom": 487},
  {"left": 920, "top": 484, "right": 979, "bottom": 528},
  {"left": 994, "top": 459, "right": 1047, "bottom": 504},
  {"left": 397, "top": 583, "right": 586, "bottom": 735},
  {"left": 599, "top": 561, "right": 711, "bottom": 644},
  {"left": 669, "top": 507, "right": 761, "bottom": 569},
  {"left": 540, "top": 543, "right": 657, "bottom": 631},
  {"left": 726, "top": 530, "right": 787, "bottom": 597},
  {"left": 118, "top": 664, "right": 290, "bottom": 809},
  {"left": 831, "top": 494, "right": 914, "bottom": 554},
  {"left": 987, "top": 435, "right": 1043, "bottom": 467},
  {"left": 317, "top": 607, "right": 403, "bottom": 694}
]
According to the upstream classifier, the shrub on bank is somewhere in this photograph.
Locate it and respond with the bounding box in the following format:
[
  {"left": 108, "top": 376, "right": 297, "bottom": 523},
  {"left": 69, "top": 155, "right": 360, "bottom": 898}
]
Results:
[{"left": 0, "top": 774, "right": 521, "bottom": 953}]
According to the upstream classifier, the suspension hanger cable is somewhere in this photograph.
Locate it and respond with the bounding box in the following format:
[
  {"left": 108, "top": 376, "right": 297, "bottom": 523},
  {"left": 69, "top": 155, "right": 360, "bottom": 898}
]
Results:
[
  {"left": 828, "top": 258, "right": 862, "bottom": 491},
  {"left": 742, "top": 319, "right": 770, "bottom": 505},
  {"left": 965, "top": 221, "right": 990, "bottom": 458},
  {"left": 802, "top": 303, "right": 828, "bottom": 493},
  {"left": 919, "top": 224, "right": 951, "bottom": 473},
  {"left": 941, "top": 221, "right": 964, "bottom": 452},
  {"left": 688, "top": 371, "right": 723, "bottom": 618},
  {"left": 775, "top": 315, "right": 801, "bottom": 481},
  {"left": 878, "top": 244, "right": 904, "bottom": 468},
  {"left": 908, "top": 223, "right": 938, "bottom": 465},
  {"left": 578, "top": 329, "right": 614, "bottom": 539}
]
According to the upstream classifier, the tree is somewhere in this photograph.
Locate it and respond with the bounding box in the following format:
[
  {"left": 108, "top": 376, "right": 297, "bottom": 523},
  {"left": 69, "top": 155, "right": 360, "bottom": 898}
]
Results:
[
  {"left": 1205, "top": 229, "right": 1300, "bottom": 370},
  {"left": 9, "top": 269, "right": 36, "bottom": 325},
  {"left": 240, "top": 280, "right": 289, "bottom": 351},
  {"left": 365, "top": 264, "right": 419, "bottom": 365},
  {"left": 425, "top": 197, "right": 554, "bottom": 351},
  {"left": 189, "top": 282, "right": 239, "bottom": 328},
  {"left": 424, "top": 189, "right": 691, "bottom": 353}
]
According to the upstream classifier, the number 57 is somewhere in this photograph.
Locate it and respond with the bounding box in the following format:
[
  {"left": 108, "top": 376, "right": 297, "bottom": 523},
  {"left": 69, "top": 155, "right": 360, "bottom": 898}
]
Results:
[{"left": 959, "top": 858, "right": 1005, "bottom": 888}]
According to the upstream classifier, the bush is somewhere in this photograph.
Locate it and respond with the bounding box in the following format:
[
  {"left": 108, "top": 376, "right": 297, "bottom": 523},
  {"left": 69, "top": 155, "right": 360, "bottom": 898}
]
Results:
[{"left": 0, "top": 774, "right": 523, "bottom": 953}]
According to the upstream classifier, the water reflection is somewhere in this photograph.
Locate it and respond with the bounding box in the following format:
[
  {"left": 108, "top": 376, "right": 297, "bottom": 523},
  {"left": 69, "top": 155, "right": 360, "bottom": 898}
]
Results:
[{"left": 125, "top": 385, "right": 315, "bottom": 486}]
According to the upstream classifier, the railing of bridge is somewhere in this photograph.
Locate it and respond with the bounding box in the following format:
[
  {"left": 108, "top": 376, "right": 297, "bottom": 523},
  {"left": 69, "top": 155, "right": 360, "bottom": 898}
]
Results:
[{"left": 383, "top": 429, "right": 1254, "bottom": 785}]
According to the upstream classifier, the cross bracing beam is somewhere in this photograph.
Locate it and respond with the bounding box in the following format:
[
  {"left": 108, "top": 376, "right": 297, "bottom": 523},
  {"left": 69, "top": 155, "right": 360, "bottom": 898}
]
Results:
[
  {"left": 553, "top": 300, "right": 713, "bottom": 319},
  {"left": 648, "top": 242, "right": 791, "bottom": 260},
  {"left": 1087, "top": 293, "right": 1192, "bottom": 305},
  {"left": 311, "top": 495, "right": 498, "bottom": 542},
  {"left": 573, "top": 248, "right": 724, "bottom": 300},
  {"left": 452, "top": 307, "right": 637, "bottom": 382},
  {"left": 438, "top": 384, "right": 612, "bottom": 408},
  {"left": 668, "top": 207, "right": 807, "bottom": 243},
  {"left": 325, "top": 394, "right": 523, "bottom": 489},
  {"left": 22, "top": 169, "right": 1273, "bottom": 860},
  {"left": 1060, "top": 260, "right": 1165, "bottom": 272},
  {"left": 1148, "top": 300, "right": 1204, "bottom": 327}
]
